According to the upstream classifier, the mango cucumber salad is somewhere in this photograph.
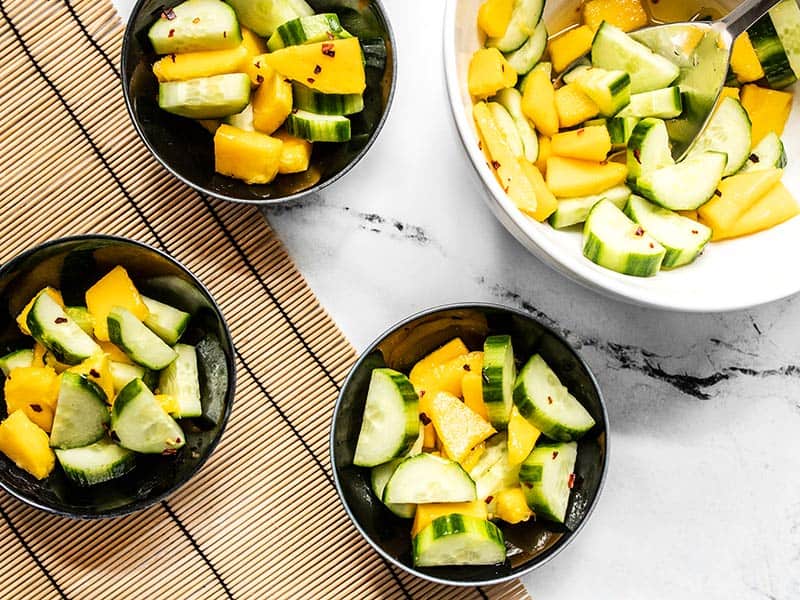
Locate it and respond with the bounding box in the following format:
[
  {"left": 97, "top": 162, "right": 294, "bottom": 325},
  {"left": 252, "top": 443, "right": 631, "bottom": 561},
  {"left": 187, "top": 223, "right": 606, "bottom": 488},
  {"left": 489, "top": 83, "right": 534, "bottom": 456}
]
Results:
[
  {"left": 353, "top": 336, "right": 596, "bottom": 567},
  {"left": 147, "top": 0, "right": 381, "bottom": 185},
  {"left": 0, "top": 267, "right": 203, "bottom": 486},
  {"left": 470, "top": 0, "right": 800, "bottom": 277}
]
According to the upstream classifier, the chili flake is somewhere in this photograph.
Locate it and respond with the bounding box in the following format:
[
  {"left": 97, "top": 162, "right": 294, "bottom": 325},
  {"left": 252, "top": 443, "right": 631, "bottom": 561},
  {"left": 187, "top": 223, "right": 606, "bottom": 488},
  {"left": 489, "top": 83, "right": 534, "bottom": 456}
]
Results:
[
  {"left": 547, "top": 395, "right": 553, "bottom": 404},
  {"left": 633, "top": 149, "right": 641, "bottom": 163},
  {"left": 568, "top": 473, "right": 576, "bottom": 489},
  {"left": 634, "top": 226, "right": 644, "bottom": 237},
  {"left": 419, "top": 412, "right": 431, "bottom": 425},
  {"left": 168, "top": 28, "right": 175, "bottom": 38},
  {"left": 90, "top": 369, "right": 100, "bottom": 378},
  {"left": 484, "top": 496, "right": 494, "bottom": 504},
  {"left": 256, "top": 74, "right": 264, "bottom": 84},
  {"left": 552, "top": 451, "right": 559, "bottom": 460},
  {"left": 577, "top": 128, "right": 585, "bottom": 136},
  {"left": 314, "top": 64, "right": 322, "bottom": 75},
  {"left": 491, "top": 160, "right": 501, "bottom": 170},
  {"left": 30, "top": 404, "right": 42, "bottom": 413},
  {"left": 749, "top": 153, "right": 760, "bottom": 163},
  {"left": 307, "top": 77, "right": 315, "bottom": 84},
  {"left": 691, "top": 229, "right": 699, "bottom": 234},
  {"left": 321, "top": 43, "right": 336, "bottom": 57},
  {"left": 463, "top": 364, "right": 471, "bottom": 372},
  {"left": 161, "top": 7, "right": 176, "bottom": 20},
  {"left": 192, "top": 17, "right": 200, "bottom": 24},
  {"left": 54, "top": 317, "right": 68, "bottom": 324},
  {"left": 714, "top": 189, "right": 722, "bottom": 197}
]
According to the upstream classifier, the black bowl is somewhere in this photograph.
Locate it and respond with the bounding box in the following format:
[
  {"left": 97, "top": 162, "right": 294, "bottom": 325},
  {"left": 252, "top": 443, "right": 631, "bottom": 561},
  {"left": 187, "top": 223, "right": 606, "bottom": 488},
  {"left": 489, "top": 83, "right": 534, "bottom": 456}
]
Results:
[
  {"left": 121, "top": 0, "right": 397, "bottom": 205},
  {"left": 331, "top": 303, "right": 608, "bottom": 585},
  {"left": 0, "top": 235, "right": 236, "bottom": 518}
]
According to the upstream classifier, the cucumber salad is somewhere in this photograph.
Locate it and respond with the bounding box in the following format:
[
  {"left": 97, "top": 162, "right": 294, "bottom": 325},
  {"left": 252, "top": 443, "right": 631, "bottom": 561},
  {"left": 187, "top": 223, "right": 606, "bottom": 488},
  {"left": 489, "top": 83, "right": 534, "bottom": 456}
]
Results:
[
  {"left": 470, "top": 0, "right": 800, "bottom": 277},
  {"left": 0, "top": 266, "right": 204, "bottom": 486},
  {"left": 147, "top": 0, "right": 383, "bottom": 185},
  {"left": 353, "top": 335, "right": 596, "bottom": 567}
]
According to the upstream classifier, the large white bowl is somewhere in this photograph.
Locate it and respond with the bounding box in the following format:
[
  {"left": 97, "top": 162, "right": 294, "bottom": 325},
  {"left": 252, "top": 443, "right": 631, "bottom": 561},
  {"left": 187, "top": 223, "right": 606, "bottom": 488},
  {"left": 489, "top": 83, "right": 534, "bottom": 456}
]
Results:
[{"left": 444, "top": 0, "right": 800, "bottom": 312}]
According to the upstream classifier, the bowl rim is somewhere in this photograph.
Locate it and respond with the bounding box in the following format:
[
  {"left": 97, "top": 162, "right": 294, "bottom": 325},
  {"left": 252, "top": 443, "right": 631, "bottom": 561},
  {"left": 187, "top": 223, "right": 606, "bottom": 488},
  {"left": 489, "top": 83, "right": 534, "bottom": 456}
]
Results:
[
  {"left": 0, "top": 234, "right": 237, "bottom": 519},
  {"left": 329, "top": 301, "right": 610, "bottom": 586},
  {"left": 442, "top": 0, "right": 800, "bottom": 313},
  {"left": 120, "top": 0, "right": 399, "bottom": 206}
]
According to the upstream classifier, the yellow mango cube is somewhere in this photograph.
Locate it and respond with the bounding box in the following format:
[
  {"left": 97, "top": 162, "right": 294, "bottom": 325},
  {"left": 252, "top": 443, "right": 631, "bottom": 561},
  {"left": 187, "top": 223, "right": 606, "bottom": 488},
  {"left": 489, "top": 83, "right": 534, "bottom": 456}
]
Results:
[
  {"left": 551, "top": 125, "right": 612, "bottom": 162},
  {"left": 430, "top": 391, "right": 495, "bottom": 463},
  {"left": 495, "top": 487, "right": 533, "bottom": 524},
  {"left": 67, "top": 352, "right": 114, "bottom": 403},
  {"left": 214, "top": 124, "right": 284, "bottom": 184},
  {"left": 252, "top": 74, "right": 293, "bottom": 135},
  {"left": 468, "top": 48, "right": 517, "bottom": 98},
  {"left": 462, "top": 371, "right": 489, "bottom": 421},
  {"left": 17, "top": 288, "right": 63, "bottom": 336},
  {"left": 740, "top": 84, "right": 793, "bottom": 146},
  {"left": 518, "top": 159, "right": 558, "bottom": 221},
  {"left": 410, "top": 338, "right": 470, "bottom": 382},
  {"left": 554, "top": 83, "right": 600, "bottom": 128},
  {"left": 478, "top": 0, "right": 514, "bottom": 38},
  {"left": 521, "top": 67, "right": 559, "bottom": 137},
  {"left": 0, "top": 410, "right": 55, "bottom": 479},
  {"left": 583, "top": 0, "right": 648, "bottom": 32},
  {"left": 85, "top": 266, "right": 149, "bottom": 342},
  {"left": 274, "top": 130, "right": 313, "bottom": 174},
  {"left": 247, "top": 53, "right": 277, "bottom": 87},
  {"left": 712, "top": 182, "right": 799, "bottom": 241},
  {"left": 3, "top": 366, "right": 59, "bottom": 432},
  {"left": 536, "top": 134, "right": 552, "bottom": 174},
  {"left": 241, "top": 27, "right": 268, "bottom": 60},
  {"left": 546, "top": 156, "right": 628, "bottom": 197},
  {"left": 413, "top": 351, "right": 484, "bottom": 404},
  {"left": 411, "top": 500, "right": 488, "bottom": 537},
  {"left": 549, "top": 25, "right": 594, "bottom": 73},
  {"left": 262, "top": 38, "right": 366, "bottom": 94},
  {"left": 719, "top": 87, "right": 741, "bottom": 103},
  {"left": 731, "top": 33, "right": 764, "bottom": 84},
  {"left": 153, "top": 44, "right": 249, "bottom": 82},
  {"left": 698, "top": 168, "right": 783, "bottom": 232},
  {"left": 422, "top": 423, "right": 437, "bottom": 449},
  {"left": 507, "top": 406, "right": 540, "bottom": 465}
]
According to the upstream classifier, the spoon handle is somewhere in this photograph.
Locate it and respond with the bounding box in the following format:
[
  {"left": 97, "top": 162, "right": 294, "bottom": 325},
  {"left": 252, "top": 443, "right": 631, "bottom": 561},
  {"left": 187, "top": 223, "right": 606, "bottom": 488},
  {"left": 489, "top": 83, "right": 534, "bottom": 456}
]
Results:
[{"left": 720, "top": 0, "right": 784, "bottom": 39}]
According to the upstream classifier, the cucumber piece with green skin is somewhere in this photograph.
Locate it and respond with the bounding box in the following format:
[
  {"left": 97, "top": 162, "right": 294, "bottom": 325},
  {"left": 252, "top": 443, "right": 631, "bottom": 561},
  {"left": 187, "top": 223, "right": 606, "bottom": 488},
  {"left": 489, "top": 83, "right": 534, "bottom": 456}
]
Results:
[
  {"left": 286, "top": 110, "right": 351, "bottom": 142},
  {"left": 470, "top": 434, "right": 519, "bottom": 513},
  {"left": 65, "top": 307, "right": 94, "bottom": 337},
  {"left": 518, "top": 61, "right": 551, "bottom": 93},
  {"left": 107, "top": 306, "right": 178, "bottom": 371},
  {"left": 606, "top": 116, "right": 639, "bottom": 148},
  {"left": 573, "top": 67, "right": 631, "bottom": 117},
  {"left": 504, "top": 20, "right": 548, "bottom": 76},
  {"left": 371, "top": 459, "right": 415, "bottom": 519},
  {"left": 749, "top": 14, "right": 797, "bottom": 89},
  {"left": 223, "top": 103, "right": 254, "bottom": 132},
  {"left": 637, "top": 151, "right": 728, "bottom": 211},
  {"left": 142, "top": 296, "right": 190, "bottom": 346},
  {"left": 225, "top": 0, "right": 313, "bottom": 37},
  {"left": 148, "top": 0, "right": 242, "bottom": 54},
  {"left": 513, "top": 354, "right": 596, "bottom": 441},
  {"left": 487, "top": 0, "right": 545, "bottom": 52},
  {"left": 768, "top": 0, "right": 800, "bottom": 80},
  {"left": 549, "top": 184, "right": 631, "bottom": 229},
  {"left": 591, "top": 22, "right": 680, "bottom": 94},
  {"left": 686, "top": 97, "right": 751, "bottom": 176},
  {"left": 739, "top": 132, "right": 787, "bottom": 173},
  {"left": 494, "top": 88, "right": 538, "bottom": 162},
  {"left": 159, "top": 73, "right": 251, "bottom": 120},
  {"left": 50, "top": 373, "right": 109, "bottom": 450},
  {"left": 481, "top": 335, "right": 516, "bottom": 429},
  {"left": 412, "top": 514, "right": 506, "bottom": 567},
  {"left": 267, "top": 13, "right": 350, "bottom": 51},
  {"left": 468, "top": 432, "right": 508, "bottom": 482},
  {"left": 158, "top": 344, "right": 202, "bottom": 418},
  {"left": 111, "top": 378, "right": 185, "bottom": 454},
  {"left": 383, "top": 454, "right": 476, "bottom": 504},
  {"left": 561, "top": 60, "right": 592, "bottom": 85},
  {"left": 626, "top": 118, "right": 673, "bottom": 184},
  {"left": 109, "top": 361, "right": 149, "bottom": 394},
  {"left": 0, "top": 349, "right": 33, "bottom": 376},
  {"left": 292, "top": 83, "right": 364, "bottom": 116},
  {"left": 624, "top": 195, "right": 712, "bottom": 269},
  {"left": 27, "top": 292, "right": 100, "bottom": 365},
  {"left": 353, "top": 368, "right": 419, "bottom": 467},
  {"left": 519, "top": 442, "right": 577, "bottom": 523},
  {"left": 617, "top": 86, "right": 682, "bottom": 119},
  {"left": 55, "top": 438, "right": 135, "bottom": 486},
  {"left": 487, "top": 102, "right": 524, "bottom": 158}
]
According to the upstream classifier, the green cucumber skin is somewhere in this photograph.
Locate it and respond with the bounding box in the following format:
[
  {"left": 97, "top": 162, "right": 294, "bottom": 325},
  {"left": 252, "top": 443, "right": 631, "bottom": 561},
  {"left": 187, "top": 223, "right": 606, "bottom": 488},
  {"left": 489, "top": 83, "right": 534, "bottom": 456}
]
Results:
[
  {"left": 412, "top": 514, "right": 506, "bottom": 567},
  {"left": 582, "top": 230, "right": 663, "bottom": 277},
  {"left": 267, "top": 13, "right": 349, "bottom": 51},
  {"left": 739, "top": 133, "right": 787, "bottom": 172},
  {"left": 142, "top": 296, "right": 190, "bottom": 346},
  {"left": 292, "top": 83, "right": 364, "bottom": 116},
  {"left": 482, "top": 335, "right": 515, "bottom": 429},
  {"left": 56, "top": 439, "right": 136, "bottom": 487},
  {"left": 607, "top": 117, "right": 639, "bottom": 147},
  {"left": 504, "top": 20, "right": 548, "bottom": 76},
  {"left": 750, "top": 15, "right": 798, "bottom": 89},
  {"left": 0, "top": 349, "right": 34, "bottom": 376},
  {"left": 519, "top": 442, "right": 577, "bottom": 523},
  {"left": 111, "top": 378, "right": 186, "bottom": 454},
  {"left": 27, "top": 293, "right": 100, "bottom": 365},
  {"left": 107, "top": 307, "right": 178, "bottom": 371},
  {"left": 487, "top": 0, "right": 545, "bottom": 53},
  {"left": 287, "top": 111, "right": 351, "bottom": 142},
  {"left": 50, "top": 373, "right": 110, "bottom": 450},
  {"left": 148, "top": 0, "right": 242, "bottom": 54},
  {"left": 626, "top": 118, "right": 672, "bottom": 185}
]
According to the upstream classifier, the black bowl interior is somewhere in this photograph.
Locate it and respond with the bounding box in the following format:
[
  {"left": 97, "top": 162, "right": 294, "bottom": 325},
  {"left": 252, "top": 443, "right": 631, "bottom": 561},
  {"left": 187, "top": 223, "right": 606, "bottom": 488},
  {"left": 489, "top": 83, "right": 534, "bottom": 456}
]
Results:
[
  {"left": 122, "top": 0, "right": 395, "bottom": 204},
  {"left": 0, "top": 236, "right": 235, "bottom": 518},
  {"left": 332, "top": 305, "right": 608, "bottom": 584}
]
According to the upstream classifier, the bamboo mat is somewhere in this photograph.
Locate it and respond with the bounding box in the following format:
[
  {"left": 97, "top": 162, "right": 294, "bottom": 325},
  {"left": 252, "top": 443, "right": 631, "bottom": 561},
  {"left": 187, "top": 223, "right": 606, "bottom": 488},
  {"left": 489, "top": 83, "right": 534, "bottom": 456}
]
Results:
[{"left": 0, "top": 0, "right": 532, "bottom": 598}]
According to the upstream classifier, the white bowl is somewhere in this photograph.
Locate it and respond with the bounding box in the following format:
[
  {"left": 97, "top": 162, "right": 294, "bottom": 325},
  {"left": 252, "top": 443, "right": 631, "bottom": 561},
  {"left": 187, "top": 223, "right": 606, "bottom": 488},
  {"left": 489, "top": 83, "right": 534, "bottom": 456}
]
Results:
[{"left": 444, "top": 0, "right": 800, "bottom": 312}]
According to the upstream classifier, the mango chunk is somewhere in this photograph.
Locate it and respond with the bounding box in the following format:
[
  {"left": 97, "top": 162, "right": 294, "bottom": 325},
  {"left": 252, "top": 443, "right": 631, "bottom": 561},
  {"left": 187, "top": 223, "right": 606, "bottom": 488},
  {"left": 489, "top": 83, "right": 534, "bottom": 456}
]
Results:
[
  {"left": 536, "top": 134, "right": 552, "bottom": 174},
  {"left": 415, "top": 351, "right": 484, "bottom": 424},
  {"left": 214, "top": 124, "right": 283, "bottom": 184},
  {"left": 85, "top": 266, "right": 149, "bottom": 342},
  {"left": 32, "top": 342, "right": 70, "bottom": 373},
  {"left": 241, "top": 27, "right": 268, "bottom": 60},
  {"left": 731, "top": 33, "right": 765, "bottom": 84},
  {"left": 478, "top": 0, "right": 514, "bottom": 38},
  {"left": 430, "top": 391, "right": 495, "bottom": 463},
  {"left": 549, "top": 25, "right": 594, "bottom": 73},
  {"left": 711, "top": 182, "right": 799, "bottom": 241},
  {"left": 155, "top": 393, "right": 181, "bottom": 416},
  {"left": 719, "top": 87, "right": 740, "bottom": 103},
  {"left": 740, "top": 84, "right": 793, "bottom": 146},
  {"left": 411, "top": 500, "right": 488, "bottom": 537},
  {"left": 410, "top": 338, "right": 470, "bottom": 382},
  {"left": 518, "top": 159, "right": 558, "bottom": 221},
  {"left": 261, "top": 38, "right": 366, "bottom": 94},
  {"left": 507, "top": 406, "right": 540, "bottom": 466},
  {"left": 554, "top": 83, "right": 600, "bottom": 128},
  {"left": 583, "top": 0, "right": 648, "bottom": 31},
  {"left": 153, "top": 44, "right": 250, "bottom": 82},
  {"left": 551, "top": 125, "right": 612, "bottom": 161},
  {"left": 17, "top": 288, "right": 63, "bottom": 336},
  {"left": 521, "top": 67, "right": 559, "bottom": 137},
  {"left": 67, "top": 352, "right": 114, "bottom": 403},
  {"left": 274, "top": 130, "right": 313, "bottom": 174},
  {"left": 252, "top": 73, "right": 293, "bottom": 135},
  {"left": 0, "top": 410, "right": 55, "bottom": 479},
  {"left": 698, "top": 168, "right": 784, "bottom": 232},
  {"left": 422, "top": 423, "right": 437, "bottom": 449},
  {"left": 495, "top": 487, "right": 533, "bottom": 524},
  {"left": 468, "top": 48, "right": 517, "bottom": 98},
  {"left": 247, "top": 53, "right": 277, "bottom": 87},
  {"left": 546, "top": 156, "right": 627, "bottom": 197},
  {"left": 3, "top": 366, "right": 59, "bottom": 432},
  {"left": 462, "top": 371, "right": 489, "bottom": 421}
]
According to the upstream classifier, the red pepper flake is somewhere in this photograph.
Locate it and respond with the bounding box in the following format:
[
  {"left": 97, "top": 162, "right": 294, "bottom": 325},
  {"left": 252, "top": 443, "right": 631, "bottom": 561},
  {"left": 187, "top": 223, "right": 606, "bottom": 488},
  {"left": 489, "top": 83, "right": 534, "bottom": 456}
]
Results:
[
  {"left": 256, "top": 74, "right": 264, "bottom": 84},
  {"left": 568, "top": 473, "right": 576, "bottom": 489},
  {"left": 547, "top": 395, "right": 553, "bottom": 404},
  {"left": 192, "top": 17, "right": 200, "bottom": 24},
  {"left": 501, "top": 64, "right": 505, "bottom": 72},
  {"left": 255, "top": 61, "right": 261, "bottom": 69},
  {"left": 321, "top": 42, "right": 336, "bottom": 57},
  {"left": 484, "top": 496, "right": 494, "bottom": 504},
  {"left": 649, "top": 242, "right": 654, "bottom": 249},
  {"left": 462, "top": 364, "right": 471, "bottom": 372},
  {"left": 419, "top": 412, "right": 431, "bottom": 425},
  {"left": 176, "top": 437, "right": 182, "bottom": 444},
  {"left": 523, "top": 482, "right": 533, "bottom": 488},
  {"left": 161, "top": 7, "right": 176, "bottom": 19},
  {"left": 633, "top": 149, "right": 641, "bottom": 163},
  {"left": 54, "top": 317, "right": 68, "bottom": 324},
  {"left": 162, "top": 448, "right": 177, "bottom": 456},
  {"left": 634, "top": 226, "right": 644, "bottom": 237},
  {"left": 314, "top": 64, "right": 322, "bottom": 75},
  {"left": 552, "top": 451, "right": 559, "bottom": 460},
  {"left": 749, "top": 153, "right": 760, "bottom": 163},
  {"left": 577, "top": 128, "right": 585, "bottom": 136},
  {"left": 714, "top": 189, "right": 722, "bottom": 197},
  {"left": 691, "top": 229, "right": 699, "bottom": 235},
  {"left": 170, "top": 53, "right": 176, "bottom": 63},
  {"left": 223, "top": 31, "right": 227, "bottom": 38},
  {"left": 491, "top": 160, "right": 501, "bottom": 170},
  {"left": 307, "top": 77, "right": 315, "bottom": 84},
  {"left": 89, "top": 369, "right": 100, "bottom": 378},
  {"left": 478, "top": 140, "right": 482, "bottom": 151},
  {"left": 292, "top": 108, "right": 298, "bottom": 114},
  {"left": 30, "top": 404, "right": 42, "bottom": 413},
  {"left": 168, "top": 28, "right": 175, "bottom": 38}
]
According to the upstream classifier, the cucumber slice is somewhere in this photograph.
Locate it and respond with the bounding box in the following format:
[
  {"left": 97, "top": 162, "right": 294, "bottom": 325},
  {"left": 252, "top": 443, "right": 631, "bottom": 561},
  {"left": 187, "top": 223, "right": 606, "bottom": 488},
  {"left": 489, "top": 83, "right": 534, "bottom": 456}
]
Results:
[
  {"left": 749, "top": 13, "right": 797, "bottom": 89},
  {"left": 573, "top": 67, "right": 631, "bottom": 117},
  {"left": 769, "top": 0, "right": 800, "bottom": 80},
  {"left": 412, "top": 514, "right": 506, "bottom": 567},
  {"left": 519, "top": 441, "right": 577, "bottom": 523},
  {"left": 470, "top": 435, "right": 519, "bottom": 512},
  {"left": 504, "top": 21, "right": 548, "bottom": 76},
  {"left": 50, "top": 373, "right": 109, "bottom": 450},
  {"left": 225, "top": 0, "right": 313, "bottom": 37},
  {"left": 487, "top": 0, "right": 545, "bottom": 52},
  {"left": 487, "top": 101, "right": 524, "bottom": 158},
  {"left": 549, "top": 184, "right": 631, "bottom": 229},
  {"left": 107, "top": 306, "right": 178, "bottom": 371},
  {"left": 292, "top": 83, "right": 364, "bottom": 116},
  {"left": 353, "top": 368, "right": 419, "bottom": 467},
  {"left": 687, "top": 97, "right": 751, "bottom": 176},
  {"left": 142, "top": 296, "right": 190, "bottom": 346},
  {"left": 513, "top": 354, "right": 596, "bottom": 441},
  {"left": 109, "top": 361, "right": 148, "bottom": 394},
  {"left": 0, "top": 349, "right": 33, "bottom": 376},
  {"left": 361, "top": 37, "right": 388, "bottom": 70},
  {"left": 561, "top": 60, "right": 592, "bottom": 85},
  {"left": 624, "top": 195, "right": 712, "bottom": 269},
  {"left": 582, "top": 199, "right": 666, "bottom": 277},
  {"left": 383, "top": 454, "right": 476, "bottom": 504},
  {"left": 482, "top": 335, "right": 516, "bottom": 429},
  {"left": 591, "top": 22, "right": 680, "bottom": 94},
  {"left": 494, "top": 88, "right": 538, "bottom": 162},
  {"left": 27, "top": 291, "right": 100, "bottom": 366},
  {"left": 55, "top": 438, "right": 135, "bottom": 486},
  {"left": 111, "top": 378, "right": 185, "bottom": 454},
  {"left": 148, "top": 0, "right": 242, "bottom": 54},
  {"left": 739, "top": 132, "right": 787, "bottom": 173},
  {"left": 65, "top": 307, "right": 94, "bottom": 337},
  {"left": 468, "top": 432, "right": 508, "bottom": 483},
  {"left": 626, "top": 118, "right": 673, "bottom": 184},
  {"left": 158, "top": 344, "right": 202, "bottom": 418},
  {"left": 617, "top": 86, "right": 683, "bottom": 119},
  {"left": 518, "top": 61, "right": 551, "bottom": 93},
  {"left": 286, "top": 109, "right": 351, "bottom": 142},
  {"left": 267, "top": 13, "right": 350, "bottom": 51},
  {"left": 637, "top": 151, "right": 728, "bottom": 210},
  {"left": 371, "top": 459, "right": 416, "bottom": 519},
  {"left": 159, "top": 73, "right": 251, "bottom": 120},
  {"left": 223, "top": 103, "right": 254, "bottom": 131},
  {"left": 606, "top": 116, "right": 639, "bottom": 148}
]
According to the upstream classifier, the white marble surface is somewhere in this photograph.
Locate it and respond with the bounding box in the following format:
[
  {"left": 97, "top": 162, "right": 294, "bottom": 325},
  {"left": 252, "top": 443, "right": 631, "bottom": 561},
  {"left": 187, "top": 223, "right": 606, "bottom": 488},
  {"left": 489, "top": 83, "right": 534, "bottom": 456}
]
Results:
[{"left": 114, "top": 1, "right": 800, "bottom": 598}]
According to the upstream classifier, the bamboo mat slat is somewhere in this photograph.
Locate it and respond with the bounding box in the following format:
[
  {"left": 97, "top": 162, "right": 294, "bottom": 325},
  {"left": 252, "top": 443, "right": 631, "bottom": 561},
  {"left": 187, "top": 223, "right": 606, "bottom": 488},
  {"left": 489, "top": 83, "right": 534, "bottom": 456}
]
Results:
[{"left": 0, "top": 0, "right": 531, "bottom": 598}]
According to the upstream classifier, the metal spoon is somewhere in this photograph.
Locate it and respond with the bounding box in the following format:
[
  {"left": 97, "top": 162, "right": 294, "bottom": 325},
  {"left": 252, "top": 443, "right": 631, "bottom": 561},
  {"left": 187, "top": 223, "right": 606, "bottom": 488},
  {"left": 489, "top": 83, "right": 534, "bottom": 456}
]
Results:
[{"left": 630, "top": 0, "right": 783, "bottom": 160}]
